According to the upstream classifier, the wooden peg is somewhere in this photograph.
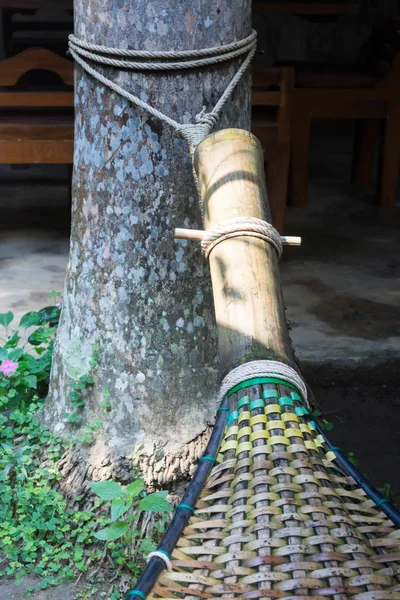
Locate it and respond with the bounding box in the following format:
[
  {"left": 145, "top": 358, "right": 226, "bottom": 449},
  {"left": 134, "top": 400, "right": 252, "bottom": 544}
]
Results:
[{"left": 174, "top": 228, "right": 301, "bottom": 246}]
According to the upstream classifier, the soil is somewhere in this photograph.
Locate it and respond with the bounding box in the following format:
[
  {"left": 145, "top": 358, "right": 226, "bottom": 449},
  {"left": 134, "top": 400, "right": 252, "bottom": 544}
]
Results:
[{"left": 304, "top": 358, "right": 400, "bottom": 505}]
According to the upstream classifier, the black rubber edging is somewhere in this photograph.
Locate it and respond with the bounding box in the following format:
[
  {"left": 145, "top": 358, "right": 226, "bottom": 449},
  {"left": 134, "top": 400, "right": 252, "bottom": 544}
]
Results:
[{"left": 125, "top": 396, "right": 228, "bottom": 600}]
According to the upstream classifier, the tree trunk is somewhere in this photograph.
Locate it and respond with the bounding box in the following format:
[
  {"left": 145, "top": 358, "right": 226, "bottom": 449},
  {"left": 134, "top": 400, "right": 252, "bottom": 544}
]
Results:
[{"left": 44, "top": 0, "right": 252, "bottom": 496}]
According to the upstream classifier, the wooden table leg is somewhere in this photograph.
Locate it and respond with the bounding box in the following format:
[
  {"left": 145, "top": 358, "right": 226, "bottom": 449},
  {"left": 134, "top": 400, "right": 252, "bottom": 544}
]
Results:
[
  {"left": 379, "top": 101, "right": 400, "bottom": 206},
  {"left": 290, "top": 109, "right": 310, "bottom": 207},
  {"left": 352, "top": 119, "right": 380, "bottom": 187},
  {"left": 266, "top": 143, "right": 290, "bottom": 233}
]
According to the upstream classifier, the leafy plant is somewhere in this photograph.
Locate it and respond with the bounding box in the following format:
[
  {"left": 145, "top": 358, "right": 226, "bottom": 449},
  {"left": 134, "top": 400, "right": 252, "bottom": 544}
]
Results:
[
  {"left": 347, "top": 451, "right": 359, "bottom": 467},
  {"left": 64, "top": 346, "right": 99, "bottom": 426},
  {"left": 91, "top": 479, "right": 171, "bottom": 572},
  {"left": 0, "top": 401, "right": 105, "bottom": 589},
  {"left": 0, "top": 306, "right": 61, "bottom": 413},
  {"left": 377, "top": 483, "right": 391, "bottom": 499},
  {"left": 321, "top": 418, "right": 334, "bottom": 431},
  {"left": 0, "top": 300, "right": 169, "bottom": 595}
]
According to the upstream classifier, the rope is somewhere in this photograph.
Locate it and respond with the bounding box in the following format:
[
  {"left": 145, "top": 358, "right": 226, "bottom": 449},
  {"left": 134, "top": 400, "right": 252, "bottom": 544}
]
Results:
[
  {"left": 147, "top": 551, "right": 172, "bottom": 572},
  {"left": 201, "top": 217, "right": 283, "bottom": 259},
  {"left": 69, "top": 30, "right": 257, "bottom": 60},
  {"left": 68, "top": 32, "right": 257, "bottom": 71},
  {"left": 68, "top": 30, "right": 257, "bottom": 152},
  {"left": 219, "top": 360, "right": 309, "bottom": 407}
]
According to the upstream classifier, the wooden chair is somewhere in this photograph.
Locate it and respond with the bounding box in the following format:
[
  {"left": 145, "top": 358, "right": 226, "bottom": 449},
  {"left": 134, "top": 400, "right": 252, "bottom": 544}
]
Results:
[
  {"left": 251, "top": 65, "right": 294, "bottom": 233},
  {"left": 0, "top": 47, "right": 74, "bottom": 164},
  {"left": 290, "top": 54, "right": 400, "bottom": 208}
]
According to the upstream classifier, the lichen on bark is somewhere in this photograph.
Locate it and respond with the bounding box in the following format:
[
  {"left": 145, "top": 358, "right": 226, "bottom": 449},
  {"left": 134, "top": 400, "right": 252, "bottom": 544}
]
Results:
[{"left": 44, "top": 0, "right": 252, "bottom": 487}]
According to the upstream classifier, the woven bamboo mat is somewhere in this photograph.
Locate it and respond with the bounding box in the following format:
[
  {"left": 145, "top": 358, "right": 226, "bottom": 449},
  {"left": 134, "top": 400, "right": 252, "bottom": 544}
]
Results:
[{"left": 149, "top": 379, "right": 400, "bottom": 600}]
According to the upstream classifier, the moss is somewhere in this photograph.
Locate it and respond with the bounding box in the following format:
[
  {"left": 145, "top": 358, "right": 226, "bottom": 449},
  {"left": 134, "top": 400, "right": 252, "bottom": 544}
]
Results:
[{"left": 220, "top": 343, "right": 291, "bottom": 380}]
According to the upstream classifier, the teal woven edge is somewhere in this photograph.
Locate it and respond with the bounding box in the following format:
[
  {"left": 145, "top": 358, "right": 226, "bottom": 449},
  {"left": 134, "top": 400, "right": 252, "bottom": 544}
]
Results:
[
  {"left": 156, "top": 549, "right": 171, "bottom": 559},
  {"left": 279, "top": 396, "right": 294, "bottom": 407},
  {"left": 199, "top": 456, "right": 217, "bottom": 466},
  {"left": 227, "top": 376, "right": 301, "bottom": 399},
  {"left": 375, "top": 498, "right": 390, "bottom": 508},
  {"left": 249, "top": 398, "right": 265, "bottom": 411},
  {"left": 177, "top": 503, "right": 195, "bottom": 515},
  {"left": 263, "top": 389, "right": 278, "bottom": 399},
  {"left": 227, "top": 410, "right": 239, "bottom": 425},
  {"left": 237, "top": 395, "right": 250, "bottom": 409},
  {"left": 126, "top": 591, "right": 146, "bottom": 600}
]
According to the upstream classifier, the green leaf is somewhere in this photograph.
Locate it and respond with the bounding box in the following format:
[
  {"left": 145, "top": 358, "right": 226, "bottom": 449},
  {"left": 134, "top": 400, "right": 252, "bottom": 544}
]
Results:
[
  {"left": 139, "top": 538, "right": 156, "bottom": 554},
  {"left": 139, "top": 492, "right": 171, "bottom": 513},
  {"left": 90, "top": 480, "right": 124, "bottom": 500},
  {"left": 19, "top": 312, "right": 44, "bottom": 329},
  {"left": 126, "top": 479, "right": 145, "bottom": 498},
  {"left": 21, "top": 375, "right": 37, "bottom": 389},
  {"left": 28, "top": 328, "right": 52, "bottom": 346},
  {"left": 93, "top": 521, "right": 129, "bottom": 541},
  {"left": 111, "top": 499, "right": 130, "bottom": 521},
  {"left": 37, "top": 306, "right": 61, "bottom": 327},
  {"left": 5, "top": 331, "right": 21, "bottom": 348},
  {"left": 0, "top": 312, "right": 13, "bottom": 329},
  {"left": 8, "top": 348, "right": 23, "bottom": 361}
]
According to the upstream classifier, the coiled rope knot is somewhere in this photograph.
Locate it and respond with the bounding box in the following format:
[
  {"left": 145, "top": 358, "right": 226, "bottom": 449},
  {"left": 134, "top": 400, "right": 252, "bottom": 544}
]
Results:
[
  {"left": 201, "top": 217, "right": 283, "bottom": 259},
  {"left": 68, "top": 30, "right": 257, "bottom": 152},
  {"left": 219, "top": 360, "right": 309, "bottom": 407}
]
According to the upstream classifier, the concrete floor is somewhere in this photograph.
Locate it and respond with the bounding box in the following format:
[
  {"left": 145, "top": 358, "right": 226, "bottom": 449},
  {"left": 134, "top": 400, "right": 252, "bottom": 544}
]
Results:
[{"left": 0, "top": 164, "right": 70, "bottom": 316}]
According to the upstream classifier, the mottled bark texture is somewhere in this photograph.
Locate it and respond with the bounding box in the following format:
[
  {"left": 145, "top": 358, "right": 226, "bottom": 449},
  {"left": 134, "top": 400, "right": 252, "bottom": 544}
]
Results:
[{"left": 44, "top": 1, "right": 252, "bottom": 489}]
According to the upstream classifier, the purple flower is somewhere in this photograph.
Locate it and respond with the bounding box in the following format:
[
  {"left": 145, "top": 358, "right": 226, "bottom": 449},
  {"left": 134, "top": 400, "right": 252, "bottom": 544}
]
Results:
[{"left": 0, "top": 359, "right": 18, "bottom": 377}]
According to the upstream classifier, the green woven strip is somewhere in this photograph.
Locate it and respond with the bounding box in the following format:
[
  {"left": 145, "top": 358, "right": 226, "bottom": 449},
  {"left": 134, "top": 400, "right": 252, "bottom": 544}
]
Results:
[
  {"left": 295, "top": 406, "right": 309, "bottom": 416},
  {"left": 263, "top": 389, "right": 278, "bottom": 399},
  {"left": 199, "top": 456, "right": 217, "bottom": 466},
  {"left": 217, "top": 406, "right": 228, "bottom": 413},
  {"left": 227, "top": 410, "right": 239, "bottom": 425},
  {"left": 291, "top": 391, "right": 302, "bottom": 401},
  {"left": 237, "top": 395, "right": 250, "bottom": 409},
  {"left": 227, "top": 377, "right": 300, "bottom": 398},
  {"left": 177, "top": 503, "right": 195, "bottom": 515},
  {"left": 249, "top": 398, "right": 265, "bottom": 411},
  {"left": 278, "top": 396, "right": 293, "bottom": 407}
]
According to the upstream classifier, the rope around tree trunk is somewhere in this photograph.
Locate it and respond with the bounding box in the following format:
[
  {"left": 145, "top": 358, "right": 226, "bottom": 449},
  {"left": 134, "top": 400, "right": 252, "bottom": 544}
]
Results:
[{"left": 68, "top": 30, "right": 257, "bottom": 151}]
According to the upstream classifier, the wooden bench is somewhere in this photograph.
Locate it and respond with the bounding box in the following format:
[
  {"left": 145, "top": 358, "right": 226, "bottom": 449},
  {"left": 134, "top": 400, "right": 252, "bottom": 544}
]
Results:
[
  {"left": 0, "top": 47, "right": 74, "bottom": 165},
  {"left": 290, "top": 54, "right": 400, "bottom": 208}
]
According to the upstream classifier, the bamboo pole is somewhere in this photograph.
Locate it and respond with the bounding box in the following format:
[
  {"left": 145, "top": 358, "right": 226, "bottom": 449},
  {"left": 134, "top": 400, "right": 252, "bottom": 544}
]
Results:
[{"left": 194, "top": 128, "right": 294, "bottom": 378}]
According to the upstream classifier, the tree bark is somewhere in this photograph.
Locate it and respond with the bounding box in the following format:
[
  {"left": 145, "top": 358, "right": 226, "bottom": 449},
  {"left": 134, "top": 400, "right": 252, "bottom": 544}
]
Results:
[{"left": 44, "top": 0, "right": 252, "bottom": 493}]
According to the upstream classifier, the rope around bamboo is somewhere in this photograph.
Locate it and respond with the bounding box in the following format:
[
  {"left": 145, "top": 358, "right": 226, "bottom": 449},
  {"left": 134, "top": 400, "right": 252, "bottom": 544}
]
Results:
[
  {"left": 219, "top": 360, "right": 309, "bottom": 407},
  {"left": 68, "top": 31, "right": 257, "bottom": 151},
  {"left": 201, "top": 217, "right": 283, "bottom": 259}
]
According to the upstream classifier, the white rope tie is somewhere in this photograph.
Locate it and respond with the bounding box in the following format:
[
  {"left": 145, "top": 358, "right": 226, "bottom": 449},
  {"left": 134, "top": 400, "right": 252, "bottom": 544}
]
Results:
[
  {"left": 68, "top": 31, "right": 257, "bottom": 152},
  {"left": 147, "top": 551, "right": 172, "bottom": 572},
  {"left": 201, "top": 217, "right": 283, "bottom": 259},
  {"left": 219, "top": 360, "right": 309, "bottom": 407}
]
